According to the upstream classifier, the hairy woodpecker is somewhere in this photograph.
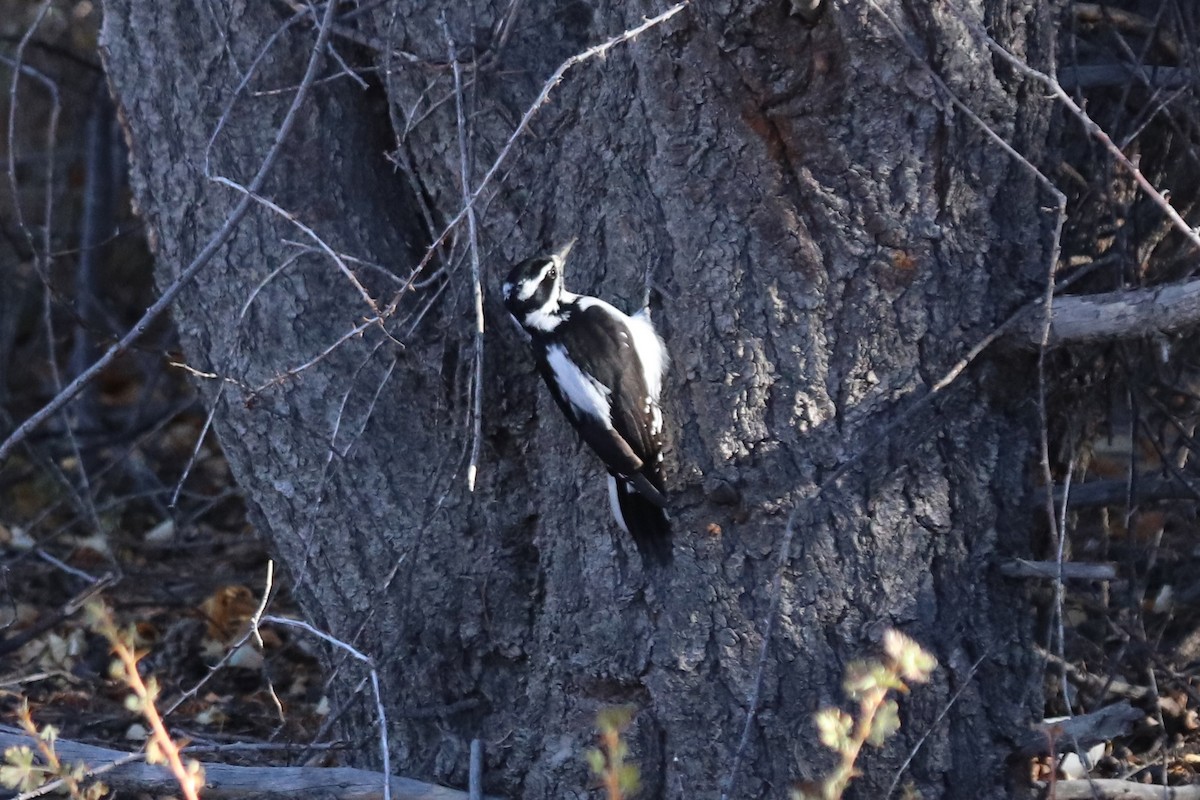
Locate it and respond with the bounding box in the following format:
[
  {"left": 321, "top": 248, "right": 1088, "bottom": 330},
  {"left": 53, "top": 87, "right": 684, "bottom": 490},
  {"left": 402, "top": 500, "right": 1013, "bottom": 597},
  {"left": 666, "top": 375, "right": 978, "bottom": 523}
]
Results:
[{"left": 502, "top": 241, "right": 671, "bottom": 564}]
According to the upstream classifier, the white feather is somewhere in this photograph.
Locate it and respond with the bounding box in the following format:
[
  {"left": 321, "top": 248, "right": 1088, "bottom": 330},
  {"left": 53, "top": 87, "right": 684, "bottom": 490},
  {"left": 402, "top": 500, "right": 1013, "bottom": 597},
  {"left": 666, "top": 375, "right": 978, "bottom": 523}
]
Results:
[
  {"left": 546, "top": 344, "right": 613, "bottom": 425},
  {"left": 523, "top": 304, "right": 565, "bottom": 332},
  {"left": 573, "top": 297, "right": 668, "bottom": 401},
  {"left": 630, "top": 308, "right": 668, "bottom": 402},
  {"left": 518, "top": 262, "right": 553, "bottom": 300},
  {"left": 607, "top": 475, "right": 630, "bottom": 534}
]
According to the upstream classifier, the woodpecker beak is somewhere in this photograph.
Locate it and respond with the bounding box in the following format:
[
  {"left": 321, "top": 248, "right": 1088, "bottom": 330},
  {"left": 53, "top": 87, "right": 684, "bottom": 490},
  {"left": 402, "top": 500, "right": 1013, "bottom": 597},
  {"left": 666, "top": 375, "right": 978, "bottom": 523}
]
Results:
[{"left": 552, "top": 238, "right": 577, "bottom": 268}]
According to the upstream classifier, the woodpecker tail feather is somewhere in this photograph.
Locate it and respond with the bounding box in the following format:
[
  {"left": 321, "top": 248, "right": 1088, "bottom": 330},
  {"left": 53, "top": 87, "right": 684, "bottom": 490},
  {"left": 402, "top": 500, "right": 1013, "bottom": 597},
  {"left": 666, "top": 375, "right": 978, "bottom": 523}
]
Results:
[{"left": 608, "top": 474, "right": 672, "bottom": 566}]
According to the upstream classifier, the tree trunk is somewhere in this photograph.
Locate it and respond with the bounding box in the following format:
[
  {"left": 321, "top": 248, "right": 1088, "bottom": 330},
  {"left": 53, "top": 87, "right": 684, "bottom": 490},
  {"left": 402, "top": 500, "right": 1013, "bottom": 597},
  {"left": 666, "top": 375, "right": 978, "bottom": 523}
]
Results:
[{"left": 99, "top": 1, "right": 1052, "bottom": 797}]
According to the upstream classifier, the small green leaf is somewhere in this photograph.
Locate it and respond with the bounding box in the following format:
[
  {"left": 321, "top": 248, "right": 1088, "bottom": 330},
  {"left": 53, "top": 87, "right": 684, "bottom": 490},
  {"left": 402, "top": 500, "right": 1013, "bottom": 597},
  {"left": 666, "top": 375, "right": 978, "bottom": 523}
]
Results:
[
  {"left": 814, "top": 708, "right": 853, "bottom": 752},
  {"left": 584, "top": 747, "right": 606, "bottom": 776},
  {"left": 617, "top": 763, "right": 640, "bottom": 793},
  {"left": 844, "top": 661, "right": 898, "bottom": 699},
  {"left": 842, "top": 660, "right": 878, "bottom": 699},
  {"left": 884, "top": 630, "right": 937, "bottom": 683},
  {"left": 868, "top": 699, "right": 901, "bottom": 746},
  {"left": 0, "top": 746, "right": 41, "bottom": 792},
  {"left": 596, "top": 705, "right": 635, "bottom": 733}
]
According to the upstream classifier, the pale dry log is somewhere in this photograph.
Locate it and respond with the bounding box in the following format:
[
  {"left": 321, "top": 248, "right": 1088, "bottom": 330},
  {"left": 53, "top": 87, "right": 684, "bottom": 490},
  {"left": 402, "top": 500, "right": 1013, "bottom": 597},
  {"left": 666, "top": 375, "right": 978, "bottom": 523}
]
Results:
[
  {"left": 1013, "top": 701, "right": 1144, "bottom": 757},
  {"left": 1035, "top": 779, "right": 1200, "bottom": 799},
  {"left": 1034, "top": 476, "right": 1200, "bottom": 509},
  {"left": 1015, "top": 278, "right": 1200, "bottom": 347},
  {"left": 998, "top": 560, "right": 1117, "bottom": 580},
  {"left": 0, "top": 726, "right": 497, "bottom": 800}
]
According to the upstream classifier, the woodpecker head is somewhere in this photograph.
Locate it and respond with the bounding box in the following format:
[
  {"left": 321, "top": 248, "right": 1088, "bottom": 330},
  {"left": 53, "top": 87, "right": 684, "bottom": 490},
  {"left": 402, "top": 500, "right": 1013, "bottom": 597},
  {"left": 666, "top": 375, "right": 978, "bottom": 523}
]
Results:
[{"left": 502, "top": 239, "right": 575, "bottom": 329}]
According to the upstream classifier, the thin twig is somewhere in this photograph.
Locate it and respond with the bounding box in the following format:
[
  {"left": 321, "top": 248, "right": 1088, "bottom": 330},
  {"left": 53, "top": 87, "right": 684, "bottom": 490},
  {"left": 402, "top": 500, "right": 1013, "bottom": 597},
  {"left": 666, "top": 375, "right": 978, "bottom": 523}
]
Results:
[
  {"left": 885, "top": 653, "right": 986, "bottom": 799},
  {"left": 161, "top": 561, "right": 275, "bottom": 718},
  {"left": 1054, "top": 457, "right": 1076, "bottom": 713},
  {"left": 379, "top": 2, "right": 691, "bottom": 319},
  {"left": 90, "top": 606, "right": 203, "bottom": 800},
  {"left": 5, "top": 0, "right": 52, "bottom": 261},
  {"left": 249, "top": 318, "right": 376, "bottom": 395},
  {"left": 4, "top": 2, "right": 106, "bottom": 536},
  {"left": 469, "top": 739, "right": 483, "bottom": 800},
  {"left": 441, "top": 15, "right": 486, "bottom": 492},
  {"left": 959, "top": 9, "right": 1200, "bottom": 253},
  {"left": 210, "top": 176, "right": 383, "bottom": 318},
  {"left": 262, "top": 615, "right": 392, "bottom": 800}
]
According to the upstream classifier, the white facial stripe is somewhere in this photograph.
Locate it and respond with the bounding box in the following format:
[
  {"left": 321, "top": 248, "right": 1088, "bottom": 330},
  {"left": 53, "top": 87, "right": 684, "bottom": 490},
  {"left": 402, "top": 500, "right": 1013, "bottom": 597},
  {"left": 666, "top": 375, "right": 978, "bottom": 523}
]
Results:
[
  {"left": 518, "top": 262, "right": 554, "bottom": 300},
  {"left": 546, "top": 344, "right": 612, "bottom": 426}
]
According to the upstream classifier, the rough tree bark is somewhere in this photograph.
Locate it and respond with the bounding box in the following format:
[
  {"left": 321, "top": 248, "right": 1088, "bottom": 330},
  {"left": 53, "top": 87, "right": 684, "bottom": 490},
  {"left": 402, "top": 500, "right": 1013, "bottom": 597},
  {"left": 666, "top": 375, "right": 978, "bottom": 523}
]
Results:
[{"left": 99, "top": 1, "right": 1054, "bottom": 797}]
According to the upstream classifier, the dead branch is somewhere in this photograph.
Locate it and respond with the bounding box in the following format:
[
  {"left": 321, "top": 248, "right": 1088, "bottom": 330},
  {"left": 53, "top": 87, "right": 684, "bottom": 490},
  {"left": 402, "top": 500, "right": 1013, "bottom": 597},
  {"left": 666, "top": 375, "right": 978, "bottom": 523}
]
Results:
[
  {"left": 0, "top": 725, "right": 498, "bottom": 800},
  {"left": 1059, "top": 64, "right": 1194, "bottom": 91},
  {"left": 378, "top": 2, "right": 690, "bottom": 319},
  {"left": 961, "top": 11, "right": 1200, "bottom": 255},
  {"left": 1011, "top": 277, "right": 1200, "bottom": 347},
  {"left": 1014, "top": 701, "right": 1144, "bottom": 757},
  {"left": 999, "top": 560, "right": 1117, "bottom": 581},
  {"left": 442, "top": 16, "right": 486, "bottom": 493},
  {"left": 1034, "top": 779, "right": 1200, "bottom": 799},
  {"left": 1032, "top": 475, "right": 1200, "bottom": 509},
  {"left": 1038, "top": 648, "right": 1159, "bottom": 706}
]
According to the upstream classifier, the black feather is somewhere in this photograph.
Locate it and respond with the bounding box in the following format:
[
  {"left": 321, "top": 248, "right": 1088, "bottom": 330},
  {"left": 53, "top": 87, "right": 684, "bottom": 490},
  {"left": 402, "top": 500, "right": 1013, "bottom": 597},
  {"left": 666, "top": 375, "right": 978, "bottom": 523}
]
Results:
[{"left": 504, "top": 251, "right": 672, "bottom": 565}]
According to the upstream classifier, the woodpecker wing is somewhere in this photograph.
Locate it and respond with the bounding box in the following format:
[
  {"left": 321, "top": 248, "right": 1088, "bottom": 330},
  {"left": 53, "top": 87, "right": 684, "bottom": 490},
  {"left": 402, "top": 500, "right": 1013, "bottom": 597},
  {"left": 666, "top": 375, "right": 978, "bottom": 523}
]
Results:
[{"left": 534, "top": 303, "right": 665, "bottom": 496}]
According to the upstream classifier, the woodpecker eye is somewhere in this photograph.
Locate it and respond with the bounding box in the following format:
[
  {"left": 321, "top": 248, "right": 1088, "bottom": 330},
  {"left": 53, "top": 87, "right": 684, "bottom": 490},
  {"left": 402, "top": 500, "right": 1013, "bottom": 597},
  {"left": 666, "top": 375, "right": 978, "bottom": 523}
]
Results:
[{"left": 549, "top": 266, "right": 558, "bottom": 281}]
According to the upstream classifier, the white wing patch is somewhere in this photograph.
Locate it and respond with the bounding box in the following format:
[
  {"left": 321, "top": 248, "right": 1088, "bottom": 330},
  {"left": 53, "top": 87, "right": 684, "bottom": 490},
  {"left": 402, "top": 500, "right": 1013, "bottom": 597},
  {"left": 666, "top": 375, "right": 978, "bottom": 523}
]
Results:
[
  {"left": 629, "top": 308, "right": 668, "bottom": 402},
  {"left": 574, "top": 297, "right": 668, "bottom": 401},
  {"left": 547, "top": 344, "right": 613, "bottom": 426}
]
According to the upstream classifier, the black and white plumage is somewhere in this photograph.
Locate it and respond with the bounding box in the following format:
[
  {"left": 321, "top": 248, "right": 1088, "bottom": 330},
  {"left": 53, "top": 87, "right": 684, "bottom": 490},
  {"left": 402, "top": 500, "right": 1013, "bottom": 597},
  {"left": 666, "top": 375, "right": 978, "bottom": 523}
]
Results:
[{"left": 503, "top": 241, "right": 671, "bottom": 564}]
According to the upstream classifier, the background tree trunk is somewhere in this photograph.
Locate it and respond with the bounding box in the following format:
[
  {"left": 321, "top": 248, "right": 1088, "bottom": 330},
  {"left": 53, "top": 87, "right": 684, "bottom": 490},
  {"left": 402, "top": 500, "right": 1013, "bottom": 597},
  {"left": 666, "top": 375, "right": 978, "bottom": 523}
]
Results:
[{"left": 99, "top": 1, "right": 1053, "bottom": 797}]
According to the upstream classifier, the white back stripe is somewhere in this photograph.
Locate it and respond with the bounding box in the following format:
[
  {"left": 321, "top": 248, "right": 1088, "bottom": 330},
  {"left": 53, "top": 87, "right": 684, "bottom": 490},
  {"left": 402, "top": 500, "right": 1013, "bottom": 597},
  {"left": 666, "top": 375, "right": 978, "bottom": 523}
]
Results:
[{"left": 546, "top": 344, "right": 613, "bottom": 426}]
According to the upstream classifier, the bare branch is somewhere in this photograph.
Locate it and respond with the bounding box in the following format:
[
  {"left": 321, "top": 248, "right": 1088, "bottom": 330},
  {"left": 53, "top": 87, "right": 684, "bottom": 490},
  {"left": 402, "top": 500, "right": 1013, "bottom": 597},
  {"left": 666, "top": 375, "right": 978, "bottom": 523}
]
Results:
[
  {"left": 0, "top": 725, "right": 497, "bottom": 800},
  {"left": 998, "top": 560, "right": 1118, "bottom": 581},
  {"left": 1010, "top": 276, "right": 1200, "bottom": 346},
  {"left": 261, "top": 615, "right": 392, "bottom": 800},
  {"left": 1038, "top": 779, "right": 1200, "bottom": 799},
  {"left": 440, "top": 15, "right": 486, "bottom": 492},
  {"left": 1033, "top": 474, "right": 1200, "bottom": 509},
  {"left": 379, "top": 2, "right": 691, "bottom": 318},
  {"left": 960, "top": 9, "right": 1200, "bottom": 254},
  {"left": 1014, "top": 701, "right": 1143, "bottom": 757}
]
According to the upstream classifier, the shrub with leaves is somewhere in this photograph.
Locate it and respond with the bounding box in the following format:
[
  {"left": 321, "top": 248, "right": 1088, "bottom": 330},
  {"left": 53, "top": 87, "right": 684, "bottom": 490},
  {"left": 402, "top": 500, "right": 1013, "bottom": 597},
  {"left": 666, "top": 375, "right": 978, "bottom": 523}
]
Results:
[
  {"left": 586, "top": 705, "right": 640, "bottom": 800},
  {"left": 793, "top": 630, "right": 937, "bottom": 800},
  {"left": 0, "top": 701, "right": 107, "bottom": 800},
  {"left": 87, "top": 600, "right": 205, "bottom": 800}
]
